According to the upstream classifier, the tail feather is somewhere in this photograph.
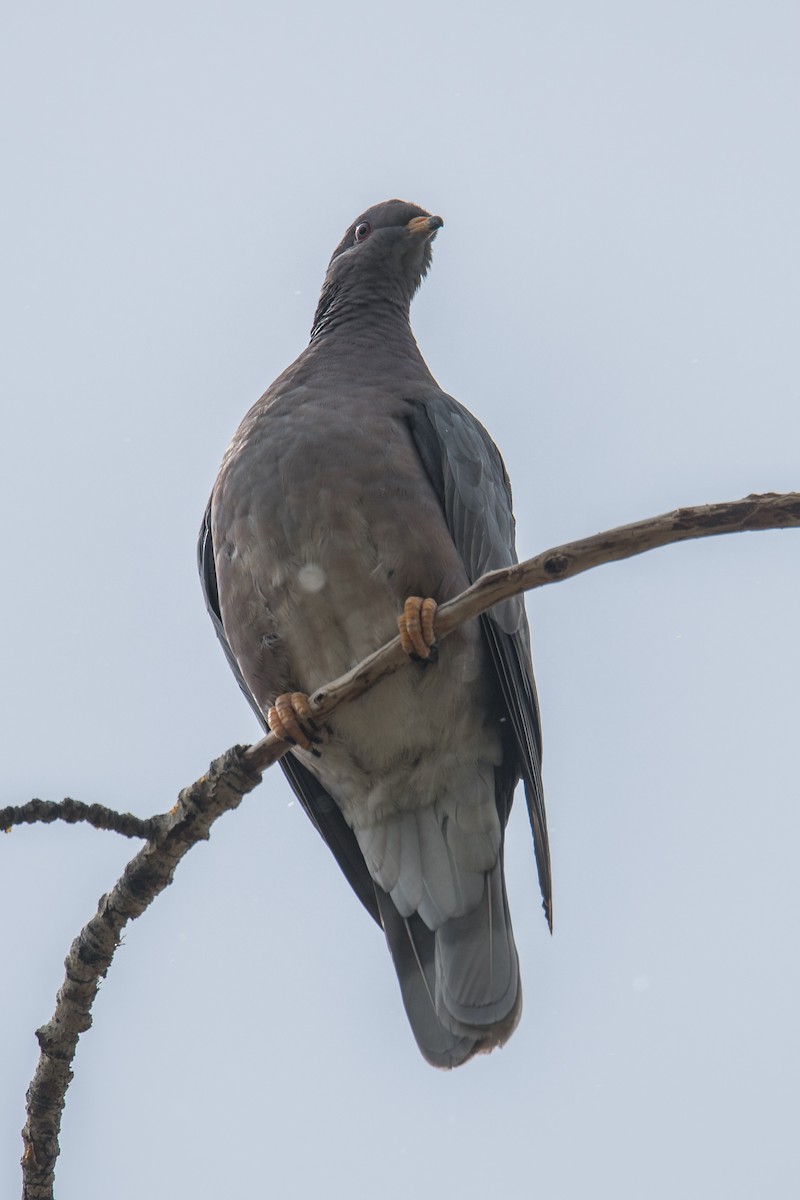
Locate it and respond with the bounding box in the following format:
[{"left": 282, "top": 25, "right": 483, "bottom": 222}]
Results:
[
  {"left": 376, "top": 890, "right": 478, "bottom": 1068},
  {"left": 375, "top": 858, "right": 521, "bottom": 1069},
  {"left": 434, "top": 858, "right": 521, "bottom": 1036}
]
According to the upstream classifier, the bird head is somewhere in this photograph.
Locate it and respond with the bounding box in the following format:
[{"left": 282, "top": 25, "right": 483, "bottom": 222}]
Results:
[{"left": 311, "top": 200, "right": 443, "bottom": 339}]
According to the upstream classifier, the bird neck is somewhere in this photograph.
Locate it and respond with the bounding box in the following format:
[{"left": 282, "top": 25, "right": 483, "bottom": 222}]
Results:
[
  {"left": 309, "top": 291, "right": 425, "bottom": 359},
  {"left": 309, "top": 270, "right": 418, "bottom": 336}
]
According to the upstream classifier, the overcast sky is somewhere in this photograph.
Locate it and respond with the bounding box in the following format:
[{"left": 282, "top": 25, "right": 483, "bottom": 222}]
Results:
[{"left": 2, "top": 3, "right": 799, "bottom": 1197}]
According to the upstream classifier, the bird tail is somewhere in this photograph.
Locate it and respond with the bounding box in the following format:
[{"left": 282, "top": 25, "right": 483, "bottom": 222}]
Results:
[{"left": 375, "top": 859, "right": 521, "bottom": 1068}]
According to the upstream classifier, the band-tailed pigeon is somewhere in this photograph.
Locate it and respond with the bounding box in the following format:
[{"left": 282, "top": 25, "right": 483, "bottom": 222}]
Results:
[{"left": 198, "top": 199, "right": 551, "bottom": 1067}]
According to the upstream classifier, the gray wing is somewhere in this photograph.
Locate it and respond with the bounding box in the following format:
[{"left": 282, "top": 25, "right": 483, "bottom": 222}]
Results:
[
  {"left": 407, "top": 395, "right": 552, "bottom": 927},
  {"left": 197, "top": 501, "right": 381, "bottom": 925}
]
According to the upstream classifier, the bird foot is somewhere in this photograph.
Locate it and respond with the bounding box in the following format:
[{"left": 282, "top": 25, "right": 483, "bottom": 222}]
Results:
[
  {"left": 398, "top": 596, "right": 439, "bottom": 664},
  {"left": 267, "top": 692, "right": 323, "bottom": 756}
]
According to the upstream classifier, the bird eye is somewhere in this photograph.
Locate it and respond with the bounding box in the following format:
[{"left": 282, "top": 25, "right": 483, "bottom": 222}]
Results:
[{"left": 354, "top": 221, "right": 372, "bottom": 243}]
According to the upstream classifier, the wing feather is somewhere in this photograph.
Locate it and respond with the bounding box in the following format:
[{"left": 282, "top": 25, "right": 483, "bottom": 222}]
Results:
[{"left": 407, "top": 397, "right": 552, "bottom": 926}]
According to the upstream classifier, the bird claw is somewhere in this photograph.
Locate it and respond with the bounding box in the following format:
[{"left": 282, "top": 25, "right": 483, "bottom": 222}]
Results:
[
  {"left": 268, "top": 692, "right": 323, "bottom": 756},
  {"left": 398, "top": 596, "right": 438, "bottom": 663}
]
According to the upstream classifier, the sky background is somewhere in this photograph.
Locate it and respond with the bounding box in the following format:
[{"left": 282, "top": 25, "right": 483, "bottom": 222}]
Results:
[{"left": 2, "top": 2, "right": 799, "bottom": 1197}]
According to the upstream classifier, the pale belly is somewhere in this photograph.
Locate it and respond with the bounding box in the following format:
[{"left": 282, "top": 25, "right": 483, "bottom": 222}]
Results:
[{"left": 245, "top": 516, "right": 502, "bottom": 826}]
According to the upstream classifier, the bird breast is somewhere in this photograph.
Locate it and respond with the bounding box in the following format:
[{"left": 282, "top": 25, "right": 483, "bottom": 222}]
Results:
[{"left": 212, "top": 383, "right": 504, "bottom": 839}]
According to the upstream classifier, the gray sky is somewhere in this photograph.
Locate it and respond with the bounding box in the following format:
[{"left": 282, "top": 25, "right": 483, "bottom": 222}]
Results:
[{"left": 3, "top": 2, "right": 799, "bottom": 1197}]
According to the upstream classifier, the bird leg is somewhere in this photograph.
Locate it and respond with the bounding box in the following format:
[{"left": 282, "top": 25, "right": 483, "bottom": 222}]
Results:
[
  {"left": 398, "top": 596, "right": 439, "bottom": 664},
  {"left": 267, "top": 692, "right": 323, "bottom": 756}
]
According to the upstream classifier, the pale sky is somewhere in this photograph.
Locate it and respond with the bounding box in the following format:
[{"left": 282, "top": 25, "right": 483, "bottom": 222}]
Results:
[{"left": 2, "top": 3, "right": 799, "bottom": 1197}]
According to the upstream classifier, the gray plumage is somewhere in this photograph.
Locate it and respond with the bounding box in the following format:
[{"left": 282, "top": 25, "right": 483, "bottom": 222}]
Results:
[{"left": 198, "top": 199, "right": 551, "bottom": 1067}]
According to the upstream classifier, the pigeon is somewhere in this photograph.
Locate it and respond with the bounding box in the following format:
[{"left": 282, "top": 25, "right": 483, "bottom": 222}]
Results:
[{"left": 198, "top": 199, "right": 550, "bottom": 1066}]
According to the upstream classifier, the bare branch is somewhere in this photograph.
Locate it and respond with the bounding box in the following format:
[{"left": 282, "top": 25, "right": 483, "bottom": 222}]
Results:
[
  {"left": 2, "top": 798, "right": 157, "bottom": 839},
  {"left": 244, "top": 491, "right": 800, "bottom": 770},
  {"left": 20, "top": 748, "right": 263, "bottom": 1200},
  {"left": 19, "top": 490, "right": 800, "bottom": 1198}
]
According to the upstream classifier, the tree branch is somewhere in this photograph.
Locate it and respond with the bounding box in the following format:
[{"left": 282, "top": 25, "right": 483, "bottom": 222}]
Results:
[
  {"left": 244, "top": 491, "right": 800, "bottom": 771},
  {"left": 2, "top": 799, "right": 157, "bottom": 839},
  {"left": 20, "top": 748, "right": 263, "bottom": 1200},
  {"left": 19, "top": 490, "right": 800, "bottom": 1198}
]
